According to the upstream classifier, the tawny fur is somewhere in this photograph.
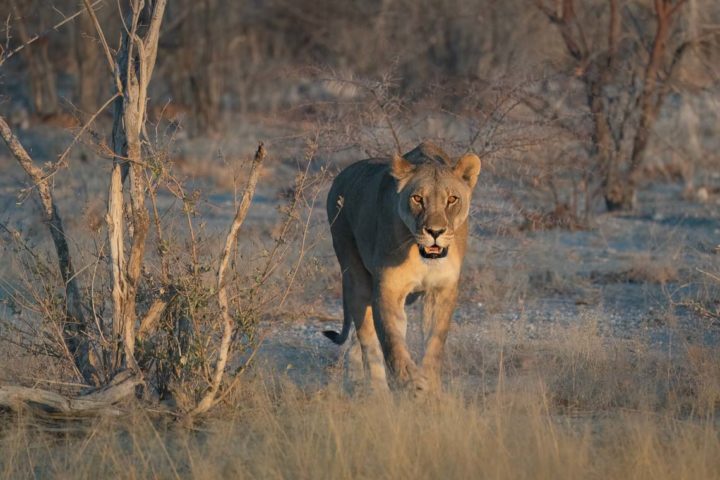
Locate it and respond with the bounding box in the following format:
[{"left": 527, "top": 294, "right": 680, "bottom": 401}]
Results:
[{"left": 325, "top": 142, "right": 481, "bottom": 392}]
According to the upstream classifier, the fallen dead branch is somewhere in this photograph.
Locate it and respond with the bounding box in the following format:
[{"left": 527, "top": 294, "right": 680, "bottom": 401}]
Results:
[{"left": 0, "top": 370, "right": 141, "bottom": 417}]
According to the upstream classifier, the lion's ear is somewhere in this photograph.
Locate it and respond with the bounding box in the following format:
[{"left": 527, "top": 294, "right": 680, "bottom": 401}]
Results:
[
  {"left": 391, "top": 153, "right": 415, "bottom": 182},
  {"left": 454, "top": 153, "right": 481, "bottom": 189}
]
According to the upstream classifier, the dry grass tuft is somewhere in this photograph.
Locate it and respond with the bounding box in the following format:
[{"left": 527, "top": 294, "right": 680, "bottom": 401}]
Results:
[
  {"left": 625, "top": 254, "right": 681, "bottom": 285},
  {"left": 2, "top": 316, "right": 720, "bottom": 479},
  {"left": 590, "top": 253, "right": 681, "bottom": 285},
  {"left": 1, "top": 378, "right": 719, "bottom": 479}
]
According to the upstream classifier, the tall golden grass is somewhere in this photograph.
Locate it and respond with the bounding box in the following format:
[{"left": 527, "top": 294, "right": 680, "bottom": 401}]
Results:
[{"left": 2, "top": 315, "right": 719, "bottom": 479}]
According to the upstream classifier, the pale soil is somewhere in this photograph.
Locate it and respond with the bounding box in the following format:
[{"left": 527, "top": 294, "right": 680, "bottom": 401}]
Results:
[{"left": 0, "top": 120, "right": 718, "bottom": 393}]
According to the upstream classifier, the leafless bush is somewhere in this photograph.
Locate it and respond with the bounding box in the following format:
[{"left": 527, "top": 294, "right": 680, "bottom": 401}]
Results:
[
  {"left": 0, "top": 0, "right": 327, "bottom": 417},
  {"left": 530, "top": 0, "right": 719, "bottom": 211}
]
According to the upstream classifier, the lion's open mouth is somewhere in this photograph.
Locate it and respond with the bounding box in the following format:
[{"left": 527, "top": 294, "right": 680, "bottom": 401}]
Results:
[{"left": 419, "top": 244, "right": 448, "bottom": 259}]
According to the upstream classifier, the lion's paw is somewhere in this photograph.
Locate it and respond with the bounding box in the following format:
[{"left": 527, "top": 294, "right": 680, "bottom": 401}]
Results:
[{"left": 392, "top": 357, "right": 429, "bottom": 393}]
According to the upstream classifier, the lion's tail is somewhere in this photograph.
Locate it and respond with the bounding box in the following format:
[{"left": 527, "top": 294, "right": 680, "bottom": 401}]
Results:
[{"left": 323, "top": 319, "right": 351, "bottom": 345}]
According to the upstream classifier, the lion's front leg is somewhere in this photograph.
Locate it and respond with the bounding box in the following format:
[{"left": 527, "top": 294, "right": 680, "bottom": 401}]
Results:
[
  {"left": 421, "top": 284, "right": 458, "bottom": 390},
  {"left": 372, "top": 284, "right": 427, "bottom": 392}
]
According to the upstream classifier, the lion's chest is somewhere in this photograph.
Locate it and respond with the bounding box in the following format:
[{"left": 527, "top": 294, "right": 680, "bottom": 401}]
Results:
[
  {"left": 414, "top": 258, "right": 460, "bottom": 291},
  {"left": 383, "top": 250, "right": 460, "bottom": 294}
]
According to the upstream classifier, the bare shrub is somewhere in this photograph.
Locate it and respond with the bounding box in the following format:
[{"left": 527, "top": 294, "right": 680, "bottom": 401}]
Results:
[
  {"left": 0, "top": 0, "right": 306, "bottom": 416},
  {"left": 625, "top": 256, "right": 681, "bottom": 285},
  {"left": 589, "top": 253, "right": 681, "bottom": 285},
  {"left": 531, "top": 0, "right": 719, "bottom": 211}
]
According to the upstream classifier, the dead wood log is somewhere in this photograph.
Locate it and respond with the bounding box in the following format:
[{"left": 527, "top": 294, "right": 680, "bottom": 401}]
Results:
[{"left": 0, "top": 370, "right": 141, "bottom": 417}]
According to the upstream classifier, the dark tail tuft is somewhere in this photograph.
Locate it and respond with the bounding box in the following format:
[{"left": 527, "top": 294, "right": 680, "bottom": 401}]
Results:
[{"left": 323, "top": 330, "right": 345, "bottom": 345}]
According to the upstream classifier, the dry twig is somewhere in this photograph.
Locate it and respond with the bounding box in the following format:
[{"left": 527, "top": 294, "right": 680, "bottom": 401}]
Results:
[{"left": 192, "top": 143, "right": 267, "bottom": 415}]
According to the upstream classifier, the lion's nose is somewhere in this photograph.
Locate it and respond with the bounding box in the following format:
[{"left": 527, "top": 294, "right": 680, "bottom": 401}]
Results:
[{"left": 424, "top": 227, "right": 446, "bottom": 239}]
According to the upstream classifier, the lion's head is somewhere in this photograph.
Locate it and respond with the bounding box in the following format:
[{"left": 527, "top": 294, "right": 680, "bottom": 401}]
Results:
[{"left": 391, "top": 149, "right": 481, "bottom": 259}]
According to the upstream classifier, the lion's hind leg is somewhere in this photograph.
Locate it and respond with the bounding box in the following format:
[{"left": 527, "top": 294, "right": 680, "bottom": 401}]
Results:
[
  {"left": 342, "top": 267, "right": 388, "bottom": 393},
  {"left": 328, "top": 209, "right": 388, "bottom": 392}
]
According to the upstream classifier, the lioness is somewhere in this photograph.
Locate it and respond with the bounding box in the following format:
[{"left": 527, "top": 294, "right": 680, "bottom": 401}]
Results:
[{"left": 324, "top": 142, "right": 481, "bottom": 392}]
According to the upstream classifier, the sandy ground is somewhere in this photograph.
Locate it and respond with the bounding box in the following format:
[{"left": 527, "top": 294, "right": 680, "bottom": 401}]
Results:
[
  {"left": 1, "top": 121, "right": 719, "bottom": 392},
  {"left": 254, "top": 181, "right": 720, "bottom": 389}
]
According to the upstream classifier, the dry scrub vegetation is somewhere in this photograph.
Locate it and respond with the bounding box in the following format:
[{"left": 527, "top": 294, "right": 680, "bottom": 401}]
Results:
[
  {"left": 2, "top": 321, "right": 720, "bottom": 479},
  {"left": 1, "top": 0, "right": 720, "bottom": 478}
]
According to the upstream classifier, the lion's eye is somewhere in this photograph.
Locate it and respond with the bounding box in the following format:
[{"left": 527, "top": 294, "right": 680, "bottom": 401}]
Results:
[
  {"left": 447, "top": 195, "right": 459, "bottom": 205},
  {"left": 411, "top": 195, "right": 423, "bottom": 204}
]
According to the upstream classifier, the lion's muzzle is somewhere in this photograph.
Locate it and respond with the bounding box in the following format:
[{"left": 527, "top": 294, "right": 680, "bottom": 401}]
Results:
[
  {"left": 419, "top": 244, "right": 448, "bottom": 259},
  {"left": 417, "top": 225, "right": 449, "bottom": 259}
]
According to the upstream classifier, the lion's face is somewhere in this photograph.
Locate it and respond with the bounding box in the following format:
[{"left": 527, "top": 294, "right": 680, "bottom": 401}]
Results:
[{"left": 392, "top": 153, "right": 481, "bottom": 259}]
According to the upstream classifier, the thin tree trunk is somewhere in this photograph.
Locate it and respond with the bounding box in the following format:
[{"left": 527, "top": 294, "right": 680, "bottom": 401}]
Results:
[
  {"left": 107, "top": 160, "right": 126, "bottom": 369},
  {"left": 0, "top": 116, "right": 100, "bottom": 386},
  {"left": 75, "top": 9, "right": 101, "bottom": 120},
  {"left": 628, "top": 1, "right": 674, "bottom": 175},
  {"left": 107, "top": 0, "right": 168, "bottom": 372},
  {"left": 598, "top": 0, "right": 629, "bottom": 211},
  {"left": 10, "top": 1, "right": 59, "bottom": 116}
]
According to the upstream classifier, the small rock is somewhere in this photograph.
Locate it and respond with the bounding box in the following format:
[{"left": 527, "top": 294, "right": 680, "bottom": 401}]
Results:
[{"left": 696, "top": 187, "right": 709, "bottom": 203}]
